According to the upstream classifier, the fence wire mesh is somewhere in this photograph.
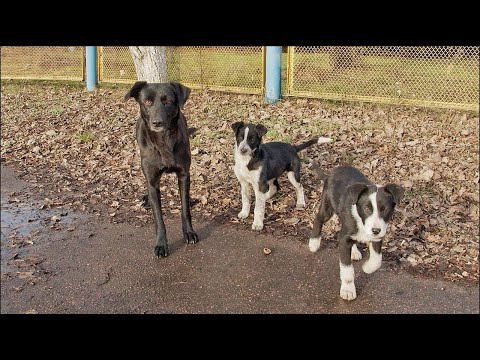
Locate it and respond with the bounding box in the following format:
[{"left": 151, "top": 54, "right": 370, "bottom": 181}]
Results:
[
  {"left": 1, "top": 46, "right": 478, "bottom": 111},
  {"left": 285, "top": 46, "right": 479, "bottom": 111},
  {"left": 1, "top": 46, "right": 84, "bottom": 81},
  {"left": 99, "top": 46, "right": 264, "bottom": 94}
]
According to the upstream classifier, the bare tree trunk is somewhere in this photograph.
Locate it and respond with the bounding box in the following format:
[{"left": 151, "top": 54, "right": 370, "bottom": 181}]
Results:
[{"left": 129, "top": 46, "right": 168, "bottom": 82}]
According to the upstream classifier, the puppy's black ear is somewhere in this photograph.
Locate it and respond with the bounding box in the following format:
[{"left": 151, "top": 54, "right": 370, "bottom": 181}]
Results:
[
  {"left": 231, "top": 121, "right": 244, "bottom": 134},
  {"left": 384, "top": 184, "right": 405, "bottom": 205},
  {"left": 170, "top": 82, "right": 191, "bottom": 109},
  {"left": 124, "top": 81, "right": 147, "bottom": 101},
  {"left": 347, "top": 183, "right": 369, "bottom": 204},
  {"left": 255, "top": 124, "right": 268, "bottom": 138}
]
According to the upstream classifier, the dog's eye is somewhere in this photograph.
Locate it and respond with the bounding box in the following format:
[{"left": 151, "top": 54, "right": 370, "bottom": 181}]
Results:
[
  {"left": 362, "top": 205, "right": 371, "bottom": 214},
  {"left": 248, "top": 136, "right": 253, "bottom": 142},
  {"left": 144, "top": 100, "right": 153, "bottom": 106},
  {"left": 381, "top": 206, "right": 390, "bottom": 214},
  {"left": 163, "top": 99, "right": 172, "bottom": 106}
]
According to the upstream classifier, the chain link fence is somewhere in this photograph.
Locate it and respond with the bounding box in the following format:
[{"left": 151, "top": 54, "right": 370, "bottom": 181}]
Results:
[
  {"left": 1, "top": 46, "right": 84, "bottom": 81},
  {"left": 1, "top": 46, "right": 478, "bottom": 111},
  {"left": 285, "top": 46, "right": 479, "bottom": 111},
  {"left": 99, "top": 46, "right": 264, "bottom": 94}
]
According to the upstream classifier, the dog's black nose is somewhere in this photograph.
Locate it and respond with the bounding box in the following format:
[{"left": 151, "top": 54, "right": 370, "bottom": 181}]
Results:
[
  {"left": 372, "top": 228, "right": 381, "bottom": 235},
  {"left": 152, "top": 120, "right": 162, "bottom": 126}
]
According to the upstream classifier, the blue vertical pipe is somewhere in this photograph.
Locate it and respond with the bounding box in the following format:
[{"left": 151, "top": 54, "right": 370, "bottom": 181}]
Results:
[
  {"left": 86, "top": 46, "right": 98, "bottom": 91},
  {"left": 264, "top": 46, "right": 282, "bottom": 103}
]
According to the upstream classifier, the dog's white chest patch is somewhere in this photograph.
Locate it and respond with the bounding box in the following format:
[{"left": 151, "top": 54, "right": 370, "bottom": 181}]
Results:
[
  {"left": 233, "top": 127, "right": 262, "bottom": 186},
  {"left": 234, "top": 148, "right": 261, "bottom": 186}
]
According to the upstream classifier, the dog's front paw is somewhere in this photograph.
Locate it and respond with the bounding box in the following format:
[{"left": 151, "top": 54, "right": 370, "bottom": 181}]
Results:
[
  {"left": 362, "top": 260, "right": 381, "bottom": 274},
  {"left": 340, "top": 283, "right": 357, "bottom": 301},
  {"left": 251, "top": 221, "right": 264, "bottom": 231},
  {"left": 309, "top": 237, "right": 321, "bottom": 252},
  {"left": 238, "top": 210, "right": 249, "bottom": 219},
  {"left": 154, "top": 245, "right": 169, "bottom": 258},
  {"left": 184, "top": 230, "right": 199, "bottom": 244},
  {"left": 351, "top": 246, "right": 363, "bottom": 261}
]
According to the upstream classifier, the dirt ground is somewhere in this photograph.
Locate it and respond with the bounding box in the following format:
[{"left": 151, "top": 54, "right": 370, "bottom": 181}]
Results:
[
  {"left": 1, "top": 164, "right": 479, "bottom": 314},
  {"left": 1, "top": 81, "right": 478, "bottom": 284},
  {"left": 0, "top": 81, "right": 479, "bottom": 313}
]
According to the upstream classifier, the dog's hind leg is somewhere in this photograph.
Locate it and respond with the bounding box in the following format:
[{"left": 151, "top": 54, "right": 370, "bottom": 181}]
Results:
[
  {"left": 266, "top": 179, "right": 279, "bottom": 200},
  {"left": 287, "top": 166, "right": 306, "bottom": 208},
  {"left": 238, "top": 180, "right": 252, "bottom": 219},
  {"left": 309, "top": 194, "right": 333, "bottom": 252}
]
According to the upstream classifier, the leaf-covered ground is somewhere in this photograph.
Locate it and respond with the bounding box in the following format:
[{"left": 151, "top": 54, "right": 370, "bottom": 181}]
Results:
[{"left": 1, "top": 81, "right": 478, "bottom": 284}]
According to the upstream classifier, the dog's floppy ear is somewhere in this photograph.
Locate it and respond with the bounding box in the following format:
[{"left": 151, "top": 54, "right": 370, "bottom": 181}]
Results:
[
  {"left": 384, "top": 184, "right": 405, "bottom": 205},
  {"left": 231, "top": 121, "right": 244, "bottom": 134},
  {"left": 347, "top": 183, "right": 369, "bottom": 205},
  {"left": 170, "top": 81, "right": 191, "bottom": 109},
  {"left": 255, "top": 124, "right": 268, "bottom": 138},
  {"left": 124, "top": 81, "right": 147, "bottom": 101}
]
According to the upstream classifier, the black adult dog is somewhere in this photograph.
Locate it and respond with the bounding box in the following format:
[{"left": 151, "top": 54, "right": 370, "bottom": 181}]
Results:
[{"left": 124, "top": 81, "right": 198, "bottom": 258}]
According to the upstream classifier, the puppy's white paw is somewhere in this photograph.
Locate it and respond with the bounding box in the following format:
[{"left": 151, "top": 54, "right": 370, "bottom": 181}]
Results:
[
  {"left": 251, "top": 221, "right": 264, "bottom": 231},
  {"left": 351, "top": 246, "right": 363, "bottom": 261},
  {"left": 340, "top": 283, "right": 357, "bottom": 301},
  {"left": 238, "top": 210, "right": 249, "bottom": 219},
  {"left": 309, "top": 237, "right": 321, "bottom": 252},
  {"left": 362, "top": 260, "right": 381, "bottom": 274}
]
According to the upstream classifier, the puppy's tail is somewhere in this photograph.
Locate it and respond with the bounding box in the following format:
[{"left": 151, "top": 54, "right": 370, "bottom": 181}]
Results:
[
  {"left": 294, "top": 137, "right": 332, "bottom": 152},
  {"left": 310, "top": 162, "right": 329, "bottom": 181}
]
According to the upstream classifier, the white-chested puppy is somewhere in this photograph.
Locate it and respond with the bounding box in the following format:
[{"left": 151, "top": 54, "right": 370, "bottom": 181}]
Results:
[
  {"left": 232, "top": 121, "right": 332, "bottom": 231},
  {"left": 308, "top": 165, "right": 404, "bottom": 301}
]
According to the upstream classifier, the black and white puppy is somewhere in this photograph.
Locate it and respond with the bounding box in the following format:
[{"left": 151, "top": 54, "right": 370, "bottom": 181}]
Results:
[
  {"left": 231, "top": 121, "right": 332, "bottom": 231},
  {"left": 308, "top": 165, "right": 404, "bottom": 301}
]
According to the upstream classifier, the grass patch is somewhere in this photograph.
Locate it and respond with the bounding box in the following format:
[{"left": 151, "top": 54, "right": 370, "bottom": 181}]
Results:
[
  {"left": 190, "top": 136, "right": 202, "bottom": 148},
  {"left": 310, "top": 119, "right": 342, "bottom": 133},
  {"left": 406, "top": 184, "right": 436, "bottom": 198},
  {"left": 76, "top": 132, "right": 95, "bottom": 143},
  {"left": 339, "top": 153, "right": 355, "bottom": 165},
  {"left": 1, "top": 79, "right": 85, "bottom": 90},
  {"left": 290, "top": 52, "right": 478, "bottom": 105},
  {"left": 50, "top": 106, "right": 65, "bottom": 116}
]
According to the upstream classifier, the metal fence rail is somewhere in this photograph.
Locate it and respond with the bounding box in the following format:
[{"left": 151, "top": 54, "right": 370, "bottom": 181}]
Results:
[
  {"left": 1, "top": 46, "right": 84, "bottom": 81},
  {"left": 99, "top": 46, "right": 265, "bottom": 94},
  {"left": 285, "top": 46, "right": 479, "bottom": 111}
]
